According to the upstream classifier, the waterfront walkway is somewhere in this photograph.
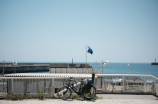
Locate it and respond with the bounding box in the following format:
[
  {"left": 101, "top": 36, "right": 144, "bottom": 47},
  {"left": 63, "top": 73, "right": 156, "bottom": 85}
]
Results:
[{"left": 0, "top": 94, "right": 158, "bottom": 104}]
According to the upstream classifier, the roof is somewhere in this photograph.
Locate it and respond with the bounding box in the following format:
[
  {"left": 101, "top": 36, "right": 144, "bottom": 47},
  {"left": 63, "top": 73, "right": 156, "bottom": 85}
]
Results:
[{"left": 3, "top": 73, "right": 95, "bottom": 79}]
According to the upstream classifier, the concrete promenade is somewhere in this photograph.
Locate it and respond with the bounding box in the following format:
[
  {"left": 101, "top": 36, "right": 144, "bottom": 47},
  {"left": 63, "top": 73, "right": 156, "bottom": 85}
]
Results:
[{"left": 0, "top": 94, "right": 158, "bottom": 104}]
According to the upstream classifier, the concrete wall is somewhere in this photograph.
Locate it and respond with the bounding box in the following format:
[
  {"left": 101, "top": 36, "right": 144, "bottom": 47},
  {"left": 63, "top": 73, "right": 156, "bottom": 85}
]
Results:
[
  {"left": 7, "top": 79, "right": 55, "bottom": 96},
  {"left": 49, "top": 68, "right": 99, "bottom": 74},
  {"left": 7, "top": 78, "right": 92, "bottom": 97},
  {"left": 2, "top": 75, "right": 157, "bottom": 97}
]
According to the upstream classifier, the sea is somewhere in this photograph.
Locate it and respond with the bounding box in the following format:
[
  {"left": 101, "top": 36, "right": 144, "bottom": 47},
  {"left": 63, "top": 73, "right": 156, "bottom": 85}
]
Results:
[
  {"left": 35, "top": 62, "right": 158, "bottom": 78},
  {"left": 89, "top": 63, "right": 158, "bottom": 78},
  {"left": 1, "top": 62, "right": 158, "bottom": 78}
]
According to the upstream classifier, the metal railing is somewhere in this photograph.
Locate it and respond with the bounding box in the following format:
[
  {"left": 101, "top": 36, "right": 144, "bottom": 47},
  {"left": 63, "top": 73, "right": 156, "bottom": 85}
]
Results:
[
  {"left": 95, "top": 74, "right": 158, "bottom": 96},
  {"left": 0, "top": 74, "right": 158, "bottom": 98}
]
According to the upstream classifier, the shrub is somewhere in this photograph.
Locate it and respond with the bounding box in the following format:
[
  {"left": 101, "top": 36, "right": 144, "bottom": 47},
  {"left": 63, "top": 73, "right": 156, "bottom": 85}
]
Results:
[
  {"left": 38, "top": 89, "right": 45, "bottom": 100},
  {"left": 71, "top": 94, "right": 80, "bottom": 99},
  {"left": 8, "top": 93, "right": 24, "bottom": 100},
  {"left": 92, "top": 95, "right": 102, "bottom": 100}
]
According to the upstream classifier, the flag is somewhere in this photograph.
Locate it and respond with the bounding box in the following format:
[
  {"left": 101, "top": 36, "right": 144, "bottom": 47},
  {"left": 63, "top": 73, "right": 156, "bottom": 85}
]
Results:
[
  {"left": 102, "top": 60, "right": 109, "bottom": 66},
  {"left": 102, "top": 62, "right": 106, "bottom": 66},
  {"left": 87, "top": 46, "right": 93, "bottom": 54}
]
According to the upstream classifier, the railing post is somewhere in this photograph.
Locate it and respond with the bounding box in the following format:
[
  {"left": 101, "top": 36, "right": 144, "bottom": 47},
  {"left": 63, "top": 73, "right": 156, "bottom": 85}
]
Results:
[
  {"left": 123, "top": 76, "right": 124, "bottom": 93},
  {"left": 24, "top": 79, "right": 27, "bottom": 95},
  {"left": 92, "top": 73, "right": 95, "bottom": 85},
  {"left": 52, "top": 78, "right": 54, "bottom": 96},
  {"left": 154, "top": 78, "right": 156, "bottom": 95},
  {"left": 101, "top": 77, "right": 102, "bottom": 89},
  {"left": 11, "top": 79, "right": 14, "bottom": 95}
]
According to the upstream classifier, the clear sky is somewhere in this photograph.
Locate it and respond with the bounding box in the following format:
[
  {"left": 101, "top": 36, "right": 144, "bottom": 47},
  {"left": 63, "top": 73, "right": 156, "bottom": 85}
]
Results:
[{"left": 0, "top": 0, "right": 158, "bottom": 63}]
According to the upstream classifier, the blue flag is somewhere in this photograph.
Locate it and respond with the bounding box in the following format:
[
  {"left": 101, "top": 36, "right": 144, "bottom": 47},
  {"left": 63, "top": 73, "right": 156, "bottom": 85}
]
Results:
[{"left": 87, "top": 46, "right": 93, "bottom": 54}]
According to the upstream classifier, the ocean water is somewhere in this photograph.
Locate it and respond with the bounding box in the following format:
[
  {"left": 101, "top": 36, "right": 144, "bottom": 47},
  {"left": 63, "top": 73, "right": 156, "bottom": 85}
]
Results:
[
  {"left": 2, "top": 62, "right": 157, "bottom": 78},
  {"left": 38, "top": 62, "right": 158, "bottom": 78},
  {"left": 89, "top": 63, "right": 158, "bottom": 78}
]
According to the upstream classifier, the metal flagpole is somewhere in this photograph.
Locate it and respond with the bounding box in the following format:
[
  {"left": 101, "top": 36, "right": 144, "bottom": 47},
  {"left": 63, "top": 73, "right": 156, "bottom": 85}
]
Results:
[
  {"left": 3, "top": 60, "right": 4, "bottom": 76},
  {"left": 86, "top": 45, "right": 87, "bottom": 64},
  {"left": 101, "top": 60, "right": 103, "bottom": 88},
  {"left": 3, "top": 60, "right": 4, "bottom": 95},
  {"left": 102, "top": 60, "right": 103, "bottom": 74}
]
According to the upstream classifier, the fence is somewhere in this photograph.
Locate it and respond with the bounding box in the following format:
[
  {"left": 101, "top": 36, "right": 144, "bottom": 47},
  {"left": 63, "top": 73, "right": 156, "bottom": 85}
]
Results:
[
  {"left": 95, "top": 74, "right": 158, "bottom": 95},
  {"left": 0, "top": 74, "right": 158, "bottom": 98}
]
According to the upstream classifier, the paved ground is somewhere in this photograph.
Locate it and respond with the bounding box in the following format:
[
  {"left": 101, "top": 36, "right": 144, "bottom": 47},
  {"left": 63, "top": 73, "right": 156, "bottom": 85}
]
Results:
[
  {"left": 0, "top": 94, "right": 158, "bottom": 104},
  {"left": 98, "top": 94, "right": 157, "bottom": 99}
]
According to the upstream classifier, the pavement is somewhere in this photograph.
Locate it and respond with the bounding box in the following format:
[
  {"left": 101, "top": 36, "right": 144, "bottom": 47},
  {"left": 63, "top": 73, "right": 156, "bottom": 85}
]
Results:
[
  {"left": 0, "top": 94, "right": 158, "bottom": 104},
  {"left": 98, "top": 94, "right": 157, "bottom": 99}
]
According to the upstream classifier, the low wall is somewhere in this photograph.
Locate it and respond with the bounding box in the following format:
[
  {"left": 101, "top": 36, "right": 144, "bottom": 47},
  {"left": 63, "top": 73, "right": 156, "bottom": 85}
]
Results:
[{"left": 0, "top": 74, "right": 158, "bottom": 97}]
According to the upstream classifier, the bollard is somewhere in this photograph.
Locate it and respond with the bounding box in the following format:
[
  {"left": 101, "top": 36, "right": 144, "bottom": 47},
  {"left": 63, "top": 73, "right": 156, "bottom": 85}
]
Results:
[{"left": 92, "top": 73, "right": 95, "bottom": 84}]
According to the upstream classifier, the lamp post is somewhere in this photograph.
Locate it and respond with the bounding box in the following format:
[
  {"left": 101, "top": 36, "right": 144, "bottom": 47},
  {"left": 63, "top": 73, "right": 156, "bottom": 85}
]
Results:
[
  {"left": 3, "top": 60, "right": 4, "bottom": 76},
  {"left": 13, "top": 61, "right": 17, "bottom": 73},
  {"left": 101, "top": 60, "right": 109, "bottom": 89},
  {"left": 102, "top": 60, "right": 109, "bottom": 74}
]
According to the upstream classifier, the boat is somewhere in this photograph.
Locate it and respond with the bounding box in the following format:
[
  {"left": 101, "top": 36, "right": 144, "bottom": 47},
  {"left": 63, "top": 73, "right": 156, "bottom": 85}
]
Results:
[{"left": 151, "top": 58, "right": 158, "bottom": 65}]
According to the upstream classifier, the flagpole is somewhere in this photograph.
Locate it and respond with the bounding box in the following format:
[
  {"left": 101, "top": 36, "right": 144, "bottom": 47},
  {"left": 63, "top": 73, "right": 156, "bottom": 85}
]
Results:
[
  {"left": 86, "top": 45, "right": 87, "bottom": 64},
  {"left": 102, "top": 60, "right": 103, "bottom": 74},
  {"left": 3, "top": 60, "right": 4, "bottom": 76}
]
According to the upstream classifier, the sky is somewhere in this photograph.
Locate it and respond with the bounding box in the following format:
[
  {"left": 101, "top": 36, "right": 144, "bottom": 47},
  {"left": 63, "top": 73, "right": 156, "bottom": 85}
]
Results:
[{"left": 0, "top": 0, "right": 158, "bottom": 63}]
